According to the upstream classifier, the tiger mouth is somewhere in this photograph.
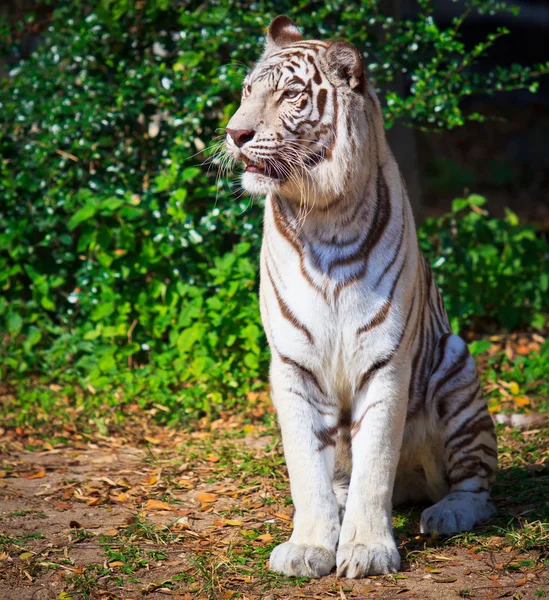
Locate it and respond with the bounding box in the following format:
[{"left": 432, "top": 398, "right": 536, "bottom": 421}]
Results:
[{"left": 242, "top": 155, "right": 286, "bottom": 180}]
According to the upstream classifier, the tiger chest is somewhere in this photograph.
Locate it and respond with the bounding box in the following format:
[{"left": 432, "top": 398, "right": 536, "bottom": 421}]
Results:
[{"left": 259, "top": 246, "right": 402, "bottom": 396}]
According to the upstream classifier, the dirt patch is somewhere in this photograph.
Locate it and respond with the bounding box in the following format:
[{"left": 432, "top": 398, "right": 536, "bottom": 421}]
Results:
[{"left": 1, "top": 419, "right": 548, "bottom": 599}]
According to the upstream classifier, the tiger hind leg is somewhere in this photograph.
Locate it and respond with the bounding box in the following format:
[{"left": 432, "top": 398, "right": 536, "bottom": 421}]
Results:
[{"left": 419, "top": 334, "right": 497, "bottom": 535}]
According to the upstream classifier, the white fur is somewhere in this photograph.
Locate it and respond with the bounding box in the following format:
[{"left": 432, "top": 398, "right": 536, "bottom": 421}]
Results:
[{"left": 225, "top": 26, "right": 496, "bottom": 579}]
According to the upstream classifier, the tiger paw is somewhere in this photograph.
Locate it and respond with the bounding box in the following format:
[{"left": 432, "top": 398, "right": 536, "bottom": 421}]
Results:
[
  {"left": 269, "top": 542, "right": 336, "bottom": 578},
  {"left": 420, "top": 492, "right": 495, "bottom": 535},
  {"left": 336, "top": 539, "right": 400, "bottom": 578}
]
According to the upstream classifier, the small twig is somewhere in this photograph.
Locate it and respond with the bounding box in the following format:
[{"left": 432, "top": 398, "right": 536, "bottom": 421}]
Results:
[{"left": 32, "top": 140, "right": 78, "bottom": 162}]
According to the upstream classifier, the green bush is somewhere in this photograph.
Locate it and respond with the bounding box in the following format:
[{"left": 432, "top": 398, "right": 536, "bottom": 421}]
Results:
[
  {"left": 420, "top": 196, "right": 549, "bottom": 333},
  {"left": 1, "top": 0, "right": 548, "bottom": 421}
]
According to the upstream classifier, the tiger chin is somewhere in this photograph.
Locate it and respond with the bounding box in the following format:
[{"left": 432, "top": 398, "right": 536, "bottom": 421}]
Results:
[{"left": 225, "top": 16, "right": 497, "bottom": 579}]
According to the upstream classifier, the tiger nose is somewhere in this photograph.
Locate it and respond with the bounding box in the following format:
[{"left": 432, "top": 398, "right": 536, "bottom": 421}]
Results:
[{"left": 226, "top": 128, "right": 255, "bottom": 148}]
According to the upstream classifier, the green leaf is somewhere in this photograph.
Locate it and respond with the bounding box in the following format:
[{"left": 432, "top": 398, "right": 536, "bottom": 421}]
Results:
[
  {"left": 91, "top": 301, "right": 115, "bottom": 321},
  {"left": 504, "top": 207, "right": 519, "bottom": 226},
  {"left": 468, "top": 339, "right": 491, "bottom": 357},
  {"left": 23, "top": 327, "right": 42, "bottom": 353},
  {"left": 7, "top": 313, "right": 23, "bottom": 336},
  {"left": 182, "top": 167, "right": 201, "bottom": 181},
  {"left": 531, "top": 312, "right": 546, "bottom": 331},
  {"left": 41, "top": 296, "right": 56, "bottom": 311},
  {"left": 68, "top": 204, "right": 97, "bottom": 230}
]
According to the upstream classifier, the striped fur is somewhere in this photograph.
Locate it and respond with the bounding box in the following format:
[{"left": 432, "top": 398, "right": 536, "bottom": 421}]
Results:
[{"left": 225, "top": 16, "right": 497, "bottom": 579}]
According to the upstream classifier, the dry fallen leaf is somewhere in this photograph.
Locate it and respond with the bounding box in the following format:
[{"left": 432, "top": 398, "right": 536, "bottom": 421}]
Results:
[
  {"left": 196, "top": 492, "right": 217, "bottom": 503},
  {"left": 87, "top": 497, "right": 103, "bottom": 507},
  {"left": 273, "top": 512, "right": 292, "bottom": 522},
  {"left": 173, "top": 517, "right": 190, "bottom": 529},
  {"left": 108, "top": 561, "right": 124, "bottom": 568},
  {"left": 24, "top": 468, "right": 46, "bottom": 480},
  {"left": 144, "top": 436, "right": 161, "bottom": 445},
  {"left": 432, "top": 577, "right": 457, "bottom": 583},
  {"left": 146, "top": 499, "right": 173, "bottom": 511},
  {"left": 224, "top": 520, "right": 242, "bottom": 526},
  {"left": 425, "top": 566, "right": 441, "bottom": 573}
]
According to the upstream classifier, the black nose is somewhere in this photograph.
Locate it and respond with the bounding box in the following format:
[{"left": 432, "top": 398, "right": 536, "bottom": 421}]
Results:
[{"left": 226, "top": 128, "right": 255, "bottom": 148}]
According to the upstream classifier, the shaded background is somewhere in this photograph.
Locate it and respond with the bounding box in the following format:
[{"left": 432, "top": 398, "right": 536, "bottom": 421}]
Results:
[{"left": 2, "top": 0, "right": 548, "bottom": 222}]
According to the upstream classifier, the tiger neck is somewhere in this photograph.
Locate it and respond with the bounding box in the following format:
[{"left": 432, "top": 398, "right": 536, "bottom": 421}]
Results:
[
  {"left": 270, "top": 158, "right": 392, "bottom": 246},
  {"left": 266, "top": 154, "right": 411, "bottom": 281}
]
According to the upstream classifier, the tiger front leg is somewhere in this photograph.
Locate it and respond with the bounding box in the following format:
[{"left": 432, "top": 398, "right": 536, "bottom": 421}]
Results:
[
  {"left": 337, "top": 365, "right": 409, "bottom": 578},
  {"left": 268, "top": 357, "right": 341, "bottom": 578}
]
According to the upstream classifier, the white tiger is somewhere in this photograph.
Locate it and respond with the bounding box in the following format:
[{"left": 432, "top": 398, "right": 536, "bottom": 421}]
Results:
[{"left": 224, "top": 16, "right": 497, "bottom": 579}]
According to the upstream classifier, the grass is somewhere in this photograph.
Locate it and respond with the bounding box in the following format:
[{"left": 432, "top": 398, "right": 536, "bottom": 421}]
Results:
[{"left": 8, "top": 509, "right": 47, "bottom": 518}]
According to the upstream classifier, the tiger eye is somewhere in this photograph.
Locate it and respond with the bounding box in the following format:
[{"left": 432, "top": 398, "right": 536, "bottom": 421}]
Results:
[{"left": 242, "top": 83, "right": 252, "bottom": 100}]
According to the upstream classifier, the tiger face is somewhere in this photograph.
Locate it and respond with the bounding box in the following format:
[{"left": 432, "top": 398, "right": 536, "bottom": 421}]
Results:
[{"left": 226, "top": 16, "right": 369, "bottom": 203}]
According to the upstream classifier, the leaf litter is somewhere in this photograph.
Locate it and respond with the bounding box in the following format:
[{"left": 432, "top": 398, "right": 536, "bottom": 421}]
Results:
[{"left": 0, "top": 389, "right": 548, "bottom": 598}]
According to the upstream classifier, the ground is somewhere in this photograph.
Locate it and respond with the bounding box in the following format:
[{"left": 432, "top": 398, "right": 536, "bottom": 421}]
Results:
[{"left": 0, "top": 402, "right": 548, "bottom": 600}]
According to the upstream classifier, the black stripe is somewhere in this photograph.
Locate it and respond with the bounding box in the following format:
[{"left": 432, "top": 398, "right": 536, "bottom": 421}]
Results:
[
  {"left": 373, "top": 200, "right": 406, "bottom": 289},
  {"left": 440, "top": 381, "right": 482, "bottom": 424},
  {"left": 350, "top": 399, "right": 383, "bottom": 437},
  {"left": 356, "top": 255, "right": 407, "bottom": 338},
  {"left": 316, "top": 88, "right": 328, "bottom": 121},
  {"left": 285, "top": 388, "right": 332, "bottom": 415},
  {"left": 279, "top": 354, "right": 325, "bottom": 396},
  {"left": 444, "top": 406, "right": 492, "bottom": 449},
  {"left": 357, "top": 355, "right": 393, "bottom": 392},
  {"left": 329, "top": 167, "right": 391, "bottom": 274},
  {"left": 431, "top": 343, "right": 470, "bottom": 402},
  {"left": 266, "top": 262, "right": 314, "bottom": 345},
  {"left": 356, "top": 294, "right": 415, "bottom": 393}
]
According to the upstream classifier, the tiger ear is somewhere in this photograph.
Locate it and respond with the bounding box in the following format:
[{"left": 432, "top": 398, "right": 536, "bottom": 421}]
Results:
[
  {"left": 266, "top": 15, "right": 303, "bottom": 50},
  {"left": 325, "top": 41, "right": 365, "bottom": 92}
]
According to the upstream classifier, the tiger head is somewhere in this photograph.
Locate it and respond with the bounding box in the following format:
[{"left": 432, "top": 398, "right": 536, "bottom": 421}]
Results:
[{"left": 225, "top": 16, "right": 387, "bottom": 206}]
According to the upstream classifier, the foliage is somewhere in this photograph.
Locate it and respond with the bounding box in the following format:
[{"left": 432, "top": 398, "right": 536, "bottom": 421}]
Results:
[
  {"left": 0, "top": 0, "right": 548, "bottom": 419},
  {"left": 420, "top": 195, "right": 549, "bottom": 333},
  {"left": 484, "top": 340, "right": 549, "bottom": 413}
]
